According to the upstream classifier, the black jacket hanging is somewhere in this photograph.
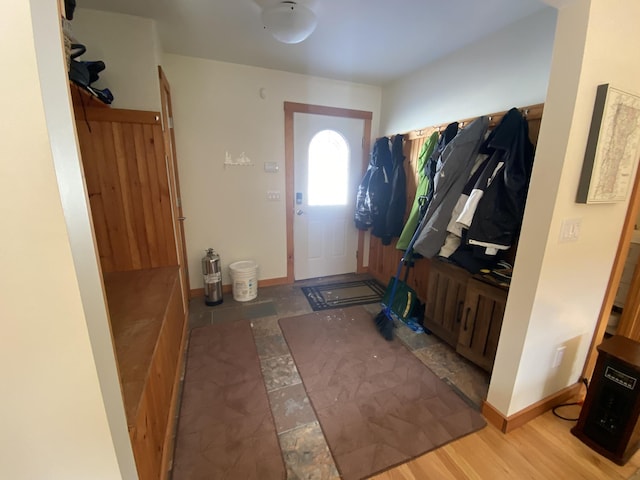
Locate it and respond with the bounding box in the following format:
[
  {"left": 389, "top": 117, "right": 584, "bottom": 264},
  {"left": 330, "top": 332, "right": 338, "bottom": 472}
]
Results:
[
  {"left": 420, "top": 122, "right": 459, "bottom": 220},
  {"left": 466, "top": 108, "right": 534, "bottom": 254},
  {"left": 379, "top": 134, "right": 407, "bottom": 245},
  {"left": 450, "top": 108, "right": 534, "bottom": 272},
  {"left": 355, "top": 137, "right": 393, "bottom": 232}
]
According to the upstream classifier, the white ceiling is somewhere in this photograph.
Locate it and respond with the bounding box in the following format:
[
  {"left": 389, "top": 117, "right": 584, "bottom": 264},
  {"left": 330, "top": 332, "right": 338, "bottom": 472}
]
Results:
[{"left": 76, "top": 0, "right": 549, "bottom": 86}]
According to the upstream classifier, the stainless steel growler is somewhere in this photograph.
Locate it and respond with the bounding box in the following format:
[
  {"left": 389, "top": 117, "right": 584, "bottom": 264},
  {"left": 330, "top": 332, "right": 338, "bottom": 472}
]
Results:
[{"left": 202, "top": 248, "right": 223, "bottom": 306}]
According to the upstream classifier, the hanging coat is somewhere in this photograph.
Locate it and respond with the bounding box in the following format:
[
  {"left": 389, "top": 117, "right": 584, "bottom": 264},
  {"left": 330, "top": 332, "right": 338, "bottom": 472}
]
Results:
[
  {"left": 379, "top": 134, "right": 407, "bottom": 245},
  {"left": 413, "top": 116, "right": 489, "bottom": 259},
  {"left": 421, "top": 122, "right": 459, "bottom": 217},
  {"left": 354, "top": 168, "right": 374, "bottom": 230},
  {"left": 354, "top": 137, "right": 392, "bottom": 232},
  {"left": 396, "top": 131, "right": 438, "bottom": 251},
  {"left": 438, "top": 153, "right": 489, "bottom": 258},
  {"left": 449, "top": 108, "right": 534, "bottom": 272},
  {"left": 466, "top": 108, "right": 534, "bottom": 256}
]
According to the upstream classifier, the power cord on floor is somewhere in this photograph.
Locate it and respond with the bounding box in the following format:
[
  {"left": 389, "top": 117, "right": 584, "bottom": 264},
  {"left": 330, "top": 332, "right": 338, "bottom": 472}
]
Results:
[{"left": 552, "top": 377, "right": 589, "bottom": 421}]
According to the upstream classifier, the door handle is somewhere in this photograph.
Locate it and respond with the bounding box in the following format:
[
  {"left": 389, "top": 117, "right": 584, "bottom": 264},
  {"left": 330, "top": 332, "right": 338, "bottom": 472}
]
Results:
[
  {"left": 296, "top": 209, "right": 305, "bottom": 216},
  {"left": 178, "top": 216, "right": 186, "bottom": 221},
  {"left": 463, "top": 308, "right": 470, "bottom": 331}
]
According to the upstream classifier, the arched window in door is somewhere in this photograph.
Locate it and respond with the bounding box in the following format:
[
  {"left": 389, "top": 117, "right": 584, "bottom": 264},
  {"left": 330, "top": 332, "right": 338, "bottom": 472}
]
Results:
[{"left": 308, "top": 129, "right": 350, "bottom": 206}]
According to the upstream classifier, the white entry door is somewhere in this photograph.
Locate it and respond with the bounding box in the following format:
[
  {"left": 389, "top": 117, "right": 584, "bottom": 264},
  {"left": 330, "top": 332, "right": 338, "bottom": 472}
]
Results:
[{"left": 293, "top": 113, "right": 364, "bottom": 280}]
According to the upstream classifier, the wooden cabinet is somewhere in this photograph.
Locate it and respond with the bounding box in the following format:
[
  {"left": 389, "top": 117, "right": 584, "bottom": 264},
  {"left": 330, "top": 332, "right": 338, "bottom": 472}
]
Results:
[
  {"left": 423, "top": 258, "right": 508, "bottom": 372},
  {"left": 424, "top": 260, "right": 469, "bottom": 347},
  {"left": 456, "top": 278, "right": 508, "bottom": 372}
]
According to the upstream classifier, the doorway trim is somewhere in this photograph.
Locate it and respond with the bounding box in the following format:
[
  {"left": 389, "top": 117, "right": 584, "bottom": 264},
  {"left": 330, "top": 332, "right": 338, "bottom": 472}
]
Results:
[
  {"left": 583, "top": 165, "right": 640, "bottom": 378},
  {"left": 158, "top": 66, "right": 191, "bottom": 312},
  {"left": 284, "top": 102, "right": 373, "bottom": 283}
]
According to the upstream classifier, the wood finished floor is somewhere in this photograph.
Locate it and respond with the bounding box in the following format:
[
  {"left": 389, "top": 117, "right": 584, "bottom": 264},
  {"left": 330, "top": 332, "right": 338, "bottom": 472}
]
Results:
[{"left": 371, "top": 406, "right": 640, "bottom": 480}]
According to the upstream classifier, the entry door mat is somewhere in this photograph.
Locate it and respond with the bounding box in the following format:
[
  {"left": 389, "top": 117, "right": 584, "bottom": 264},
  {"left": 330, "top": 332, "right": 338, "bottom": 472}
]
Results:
[
  {"left": 301, "top": 279, "right": 386, "bottom": 311},
  {"left": 171, "top": 320, "right": 285, "bottom": 479},
  {"left": 279, "top": 306, "right": 486, "bottom": 480}
]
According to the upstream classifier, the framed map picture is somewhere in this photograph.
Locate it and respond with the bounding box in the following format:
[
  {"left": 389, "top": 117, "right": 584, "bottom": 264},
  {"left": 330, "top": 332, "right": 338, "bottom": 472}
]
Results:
[{"left": 576, "top": 84, "right": 640, "bottom": 204}]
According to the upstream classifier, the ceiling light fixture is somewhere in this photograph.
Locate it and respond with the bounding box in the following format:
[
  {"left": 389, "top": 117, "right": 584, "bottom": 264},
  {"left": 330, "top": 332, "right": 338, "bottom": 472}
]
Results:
[{"left": 261, "top": 1, "right": 317, "bottom": 44}]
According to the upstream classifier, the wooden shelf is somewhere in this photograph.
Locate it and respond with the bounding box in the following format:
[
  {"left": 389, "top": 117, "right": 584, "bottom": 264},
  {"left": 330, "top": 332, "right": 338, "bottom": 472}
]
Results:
[{"left": 70, "top": 82, "right": 110, "bottom": 110}]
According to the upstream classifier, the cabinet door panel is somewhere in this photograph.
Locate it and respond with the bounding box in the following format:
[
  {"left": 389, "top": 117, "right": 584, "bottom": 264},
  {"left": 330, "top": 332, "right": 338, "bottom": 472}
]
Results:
[
  {"left": 424, "top": 260, "right": 468, "bottom": 347},
  {"left": 457, "top": 278, "right": 507, "bottom": 372}
]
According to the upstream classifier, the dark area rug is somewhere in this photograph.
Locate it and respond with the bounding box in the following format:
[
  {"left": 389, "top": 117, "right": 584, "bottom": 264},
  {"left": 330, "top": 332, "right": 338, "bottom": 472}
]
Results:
[
  {"left": 279, "top": 306, "right": 486, "bottom": 480},
  {"left": 301, "top": 279, "right": 385, "bottom": 311},
  {"left": 172, "top": 320, "right": 285, "bottom": 480}
]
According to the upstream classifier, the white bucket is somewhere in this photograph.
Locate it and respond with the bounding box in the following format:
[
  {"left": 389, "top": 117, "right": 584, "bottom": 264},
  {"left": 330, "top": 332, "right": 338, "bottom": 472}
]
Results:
[{"left": 229, "top": 260, "right": 258, "bottom": 302}]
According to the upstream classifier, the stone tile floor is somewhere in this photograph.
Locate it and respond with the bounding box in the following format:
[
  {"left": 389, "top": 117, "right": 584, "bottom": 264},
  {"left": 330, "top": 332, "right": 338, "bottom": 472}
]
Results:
[{"left": 171, "top": 273, "right": 489, "bottom": 479}]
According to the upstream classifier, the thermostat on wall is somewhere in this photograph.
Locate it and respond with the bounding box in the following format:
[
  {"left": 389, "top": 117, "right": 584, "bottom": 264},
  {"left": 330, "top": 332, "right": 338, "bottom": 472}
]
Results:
[{"left": 264, "top": 162, "right": 279, "bottom": 173}]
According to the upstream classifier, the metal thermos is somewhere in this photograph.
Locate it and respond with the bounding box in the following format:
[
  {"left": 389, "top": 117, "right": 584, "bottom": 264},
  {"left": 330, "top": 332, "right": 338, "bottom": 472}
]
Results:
[{"left": 202, "top": 248, "right": 223, "bottom": 306}]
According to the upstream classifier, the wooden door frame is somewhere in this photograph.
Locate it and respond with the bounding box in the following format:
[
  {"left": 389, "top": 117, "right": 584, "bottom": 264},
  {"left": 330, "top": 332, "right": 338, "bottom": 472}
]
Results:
[
  {"left": 284, "top": 102, "right": 373, "bottom": 283},
  {"left": 582, "top": 164, "right": 640, "bottom": 379},
  {"left": 158, "top": 66, "right": 191, "bottom": 305}
]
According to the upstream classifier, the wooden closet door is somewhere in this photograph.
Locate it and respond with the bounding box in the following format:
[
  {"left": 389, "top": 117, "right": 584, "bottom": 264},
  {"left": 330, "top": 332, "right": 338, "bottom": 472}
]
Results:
[
  {"left": 75, "top": 106, "right": 178, "bottom": 273},
  {"left": 159, "top": 67, "right": 190, "bottom": 310}
]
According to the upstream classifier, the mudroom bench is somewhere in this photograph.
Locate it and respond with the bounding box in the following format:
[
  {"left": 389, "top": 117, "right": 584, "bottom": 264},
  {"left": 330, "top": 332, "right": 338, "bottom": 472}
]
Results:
[{"left": 103, "top": 267, "right": 185, "bottom": 480}]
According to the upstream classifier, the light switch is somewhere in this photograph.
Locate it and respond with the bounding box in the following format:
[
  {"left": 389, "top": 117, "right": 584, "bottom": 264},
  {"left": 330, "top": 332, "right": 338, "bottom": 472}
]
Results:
[{"left": 560, "top": 218, "right": 582, "bottom": 243}]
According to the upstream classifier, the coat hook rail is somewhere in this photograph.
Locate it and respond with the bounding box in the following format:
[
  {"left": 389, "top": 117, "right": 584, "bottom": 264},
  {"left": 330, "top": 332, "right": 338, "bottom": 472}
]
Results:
[{"left": 404, "top": 103, "right": 544, "bottom": 140}]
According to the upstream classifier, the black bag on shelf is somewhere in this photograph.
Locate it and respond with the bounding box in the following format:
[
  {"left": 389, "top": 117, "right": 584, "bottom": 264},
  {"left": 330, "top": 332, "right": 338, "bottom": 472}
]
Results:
[{"left": 68, "top": 43, "right": 114, "bottom": 105}]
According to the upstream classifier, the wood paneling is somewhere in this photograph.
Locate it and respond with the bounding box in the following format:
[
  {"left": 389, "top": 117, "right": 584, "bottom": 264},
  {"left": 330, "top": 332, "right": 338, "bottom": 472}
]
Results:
[
  {"left": 72, "top": 84, "right": 187, "bottom": 479},
  {"left": 75, "top": 106, "right": 178, "bottom": 273}
]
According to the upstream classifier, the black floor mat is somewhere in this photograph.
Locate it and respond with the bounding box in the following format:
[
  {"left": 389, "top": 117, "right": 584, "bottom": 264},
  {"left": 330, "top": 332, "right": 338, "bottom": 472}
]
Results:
[{"left": 301, "top": 279, "right": 385, "bottom": 311}]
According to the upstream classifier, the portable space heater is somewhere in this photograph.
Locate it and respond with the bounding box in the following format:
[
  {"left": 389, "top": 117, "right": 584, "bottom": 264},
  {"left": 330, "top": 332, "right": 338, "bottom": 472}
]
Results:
[{"left": 572, "top": 335, "right": 640, "bottom": 465}]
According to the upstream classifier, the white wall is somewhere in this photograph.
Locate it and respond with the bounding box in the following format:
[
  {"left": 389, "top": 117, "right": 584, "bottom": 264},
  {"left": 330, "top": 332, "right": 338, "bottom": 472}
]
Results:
[
  {"left": 380, "top": 7, "right": 557, "bottom": 135},
  {"left": 71, "top": 9, "right": 162, "bottom": 111},
  {"left": 1, "top": 1, "right": 133, "bottom": 478},
  {"left": 162, "top": 55, "right": 382, "bottom": 287},
  {"left": 489, "top": 0, "right": 640, "bottom": 416}
]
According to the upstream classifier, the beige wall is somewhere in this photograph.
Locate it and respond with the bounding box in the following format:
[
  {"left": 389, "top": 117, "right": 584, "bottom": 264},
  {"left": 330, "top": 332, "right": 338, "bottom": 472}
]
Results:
[
  {"left": 162, "top": 55, "right": 382, "bottom": 287},
  {"left": 1, "top": 1, "right": 133, "bottom": 478},
  {"left": 380, "top": 7, "right": 557, "bottom": 135},
  {"left": 489, "top": 0, "right": 640, "bottom": 416},
  {"left": 72, "top": 9, "right": 162, "bottom": 111}
]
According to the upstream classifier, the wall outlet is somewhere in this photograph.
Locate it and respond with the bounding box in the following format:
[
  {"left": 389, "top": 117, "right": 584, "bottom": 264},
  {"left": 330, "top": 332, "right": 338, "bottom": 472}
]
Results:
[{"left": 553, "top": 345, "right": 566, "bottom": 368}]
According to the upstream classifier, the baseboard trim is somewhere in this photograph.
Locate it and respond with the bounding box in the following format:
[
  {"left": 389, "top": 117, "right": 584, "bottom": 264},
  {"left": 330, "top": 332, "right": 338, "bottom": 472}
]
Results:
[
  {"left": 189, "top": 276, "right": 290, "bottom": 299},
  {"left": 481, "top": 401, "right": 508, "bottom": 431},
  {"left": 258, "top": 276, "right": 289, "bottom": 287},
  {"left": 482, "top": 381, "right": 584, "bottom": 433},
  {"left": 190, "top": 287, "right": 205, "bottom": 298}
]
